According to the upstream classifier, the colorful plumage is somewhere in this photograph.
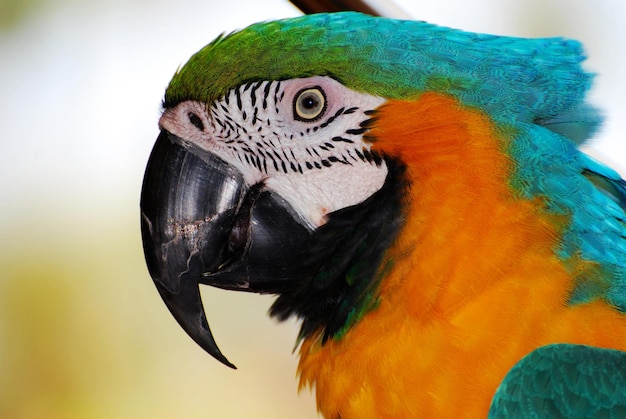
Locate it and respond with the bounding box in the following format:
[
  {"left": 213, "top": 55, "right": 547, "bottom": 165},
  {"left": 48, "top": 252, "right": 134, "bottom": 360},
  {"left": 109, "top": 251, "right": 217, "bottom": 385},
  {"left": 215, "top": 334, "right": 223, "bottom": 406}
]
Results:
[{"left": 140, "top": 12, "right": 626, "bottom": 417}]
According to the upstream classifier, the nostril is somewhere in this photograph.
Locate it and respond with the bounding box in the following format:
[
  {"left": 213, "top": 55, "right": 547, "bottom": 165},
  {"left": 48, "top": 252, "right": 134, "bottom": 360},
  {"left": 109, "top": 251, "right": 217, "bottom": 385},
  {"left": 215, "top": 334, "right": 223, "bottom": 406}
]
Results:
[{"left": 188, "top": 112, "right": 205, "bottom": 131}]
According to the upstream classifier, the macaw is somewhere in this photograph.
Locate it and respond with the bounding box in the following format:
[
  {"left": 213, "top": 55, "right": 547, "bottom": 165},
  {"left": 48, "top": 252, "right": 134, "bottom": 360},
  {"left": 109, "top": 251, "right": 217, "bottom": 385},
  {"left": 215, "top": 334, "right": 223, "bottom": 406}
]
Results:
[{"left": 140, "top": 12, "right": 626, "bottom": 418}]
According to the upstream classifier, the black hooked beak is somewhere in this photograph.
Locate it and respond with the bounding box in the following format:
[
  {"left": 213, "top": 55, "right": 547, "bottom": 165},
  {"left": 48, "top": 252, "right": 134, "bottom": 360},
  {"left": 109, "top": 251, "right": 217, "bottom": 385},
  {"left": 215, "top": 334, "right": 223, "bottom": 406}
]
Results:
[{"left": 140, "top": 131, "right": 313, "bottom": 368}]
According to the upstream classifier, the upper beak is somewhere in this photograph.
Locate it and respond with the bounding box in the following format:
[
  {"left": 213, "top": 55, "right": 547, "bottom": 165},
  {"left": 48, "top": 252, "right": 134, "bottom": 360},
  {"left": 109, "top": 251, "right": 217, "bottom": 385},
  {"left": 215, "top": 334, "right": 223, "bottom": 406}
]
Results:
[{"left": 140, "top": 130, "right": 313, "bottom": 368}]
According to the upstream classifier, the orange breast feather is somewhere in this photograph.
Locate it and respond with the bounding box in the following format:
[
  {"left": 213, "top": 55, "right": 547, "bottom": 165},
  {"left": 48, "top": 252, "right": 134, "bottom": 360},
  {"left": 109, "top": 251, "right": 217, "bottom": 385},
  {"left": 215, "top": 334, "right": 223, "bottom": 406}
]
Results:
[{"left": 297, "top": 93, "right": 626, "bottom": 418}]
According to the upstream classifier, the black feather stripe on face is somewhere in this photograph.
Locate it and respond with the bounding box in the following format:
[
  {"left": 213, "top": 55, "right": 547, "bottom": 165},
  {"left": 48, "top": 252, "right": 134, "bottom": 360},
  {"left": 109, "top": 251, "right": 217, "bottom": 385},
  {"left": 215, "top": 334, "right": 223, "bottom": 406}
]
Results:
[{"left": 204, "top": 79, "right": 383, "bottom": 180}]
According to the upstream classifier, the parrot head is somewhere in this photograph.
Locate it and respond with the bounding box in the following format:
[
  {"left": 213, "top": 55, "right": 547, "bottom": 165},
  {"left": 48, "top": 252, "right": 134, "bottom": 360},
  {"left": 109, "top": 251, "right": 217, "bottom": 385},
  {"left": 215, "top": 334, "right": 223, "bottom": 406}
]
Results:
[
  {"left": 141, "top": 13, "right": 412, "bottom": 368},
  {"left": 140, "top": 12, "right": 599, "bottom": 368}
]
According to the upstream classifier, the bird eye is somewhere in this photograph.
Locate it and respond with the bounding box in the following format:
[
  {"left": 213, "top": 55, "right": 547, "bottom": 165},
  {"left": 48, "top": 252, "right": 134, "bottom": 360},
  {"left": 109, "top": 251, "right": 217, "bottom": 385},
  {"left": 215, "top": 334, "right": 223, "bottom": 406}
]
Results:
[{"left": 293, "top": 87, "right": 326, "bottom": 122}]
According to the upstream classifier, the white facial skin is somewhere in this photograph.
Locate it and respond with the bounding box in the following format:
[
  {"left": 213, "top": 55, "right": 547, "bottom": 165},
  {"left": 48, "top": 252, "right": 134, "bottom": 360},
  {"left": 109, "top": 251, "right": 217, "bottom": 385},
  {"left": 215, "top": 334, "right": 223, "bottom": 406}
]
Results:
[{"left": 159, "top": 76, "right": 388, "bottom": 227}]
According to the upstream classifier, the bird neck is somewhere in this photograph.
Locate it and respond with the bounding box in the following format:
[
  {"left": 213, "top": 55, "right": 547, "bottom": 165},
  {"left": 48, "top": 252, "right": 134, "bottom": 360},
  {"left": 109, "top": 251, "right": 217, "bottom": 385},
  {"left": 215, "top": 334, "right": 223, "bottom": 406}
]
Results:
[
  {"left": 367, "top": 92, "right": 562, "bottom": 317},
  {"left": 296, "top": 92, "right": 626, "bottom": 418},
  {"left": 296, "top": 92, "right": 563, "bottom": 415}
]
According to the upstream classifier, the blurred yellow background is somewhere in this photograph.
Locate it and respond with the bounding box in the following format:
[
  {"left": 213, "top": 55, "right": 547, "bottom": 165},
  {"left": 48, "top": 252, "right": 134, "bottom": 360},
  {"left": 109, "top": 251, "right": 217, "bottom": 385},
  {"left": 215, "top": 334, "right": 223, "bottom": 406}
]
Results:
[{"left": 0, "top": 1, "right": 624, "bottom": 418}]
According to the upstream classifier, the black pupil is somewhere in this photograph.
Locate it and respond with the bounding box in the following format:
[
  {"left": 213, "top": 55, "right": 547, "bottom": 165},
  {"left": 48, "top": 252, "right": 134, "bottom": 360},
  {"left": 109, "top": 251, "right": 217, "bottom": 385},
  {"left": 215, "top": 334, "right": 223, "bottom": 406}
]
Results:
[{"left": 302, "top": 95, "right": 318, "bottom": 110}]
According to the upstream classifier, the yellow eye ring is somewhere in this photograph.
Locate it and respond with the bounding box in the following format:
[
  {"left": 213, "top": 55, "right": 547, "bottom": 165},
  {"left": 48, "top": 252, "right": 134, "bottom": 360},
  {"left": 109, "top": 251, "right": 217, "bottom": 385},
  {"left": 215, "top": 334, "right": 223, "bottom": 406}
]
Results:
[{"left": 293, "top": 87, "right": 327, "bottom": 122}]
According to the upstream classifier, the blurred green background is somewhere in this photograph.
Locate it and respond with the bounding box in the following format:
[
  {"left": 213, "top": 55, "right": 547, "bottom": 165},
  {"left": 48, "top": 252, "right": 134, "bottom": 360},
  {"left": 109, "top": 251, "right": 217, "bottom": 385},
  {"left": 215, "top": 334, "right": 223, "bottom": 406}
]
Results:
[{"left": 0, "top": 0, "right": 624, "bottom": 418}]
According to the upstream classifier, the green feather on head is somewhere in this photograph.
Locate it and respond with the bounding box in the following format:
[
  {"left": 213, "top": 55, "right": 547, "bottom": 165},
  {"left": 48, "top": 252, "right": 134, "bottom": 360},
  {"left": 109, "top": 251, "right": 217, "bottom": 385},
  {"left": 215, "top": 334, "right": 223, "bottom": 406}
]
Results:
[{"left": 164, "top": 12, "right": 592, "bottom": 130}]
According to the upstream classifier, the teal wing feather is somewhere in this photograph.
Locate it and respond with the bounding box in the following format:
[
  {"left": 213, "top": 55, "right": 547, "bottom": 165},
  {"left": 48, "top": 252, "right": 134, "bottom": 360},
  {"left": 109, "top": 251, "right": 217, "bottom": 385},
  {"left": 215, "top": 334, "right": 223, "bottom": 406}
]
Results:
[
  {"left": 582, "top": 156, "right": 626, "bottom": 211},
  {"left": 508, "top": 121, "right": 626, "bottom": 310},
  {"left": 489, "top": 344, "right": 626, "bottom": 418},
  {"left": 576, "top": 155, "right": 626, "bottom": 310}
]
